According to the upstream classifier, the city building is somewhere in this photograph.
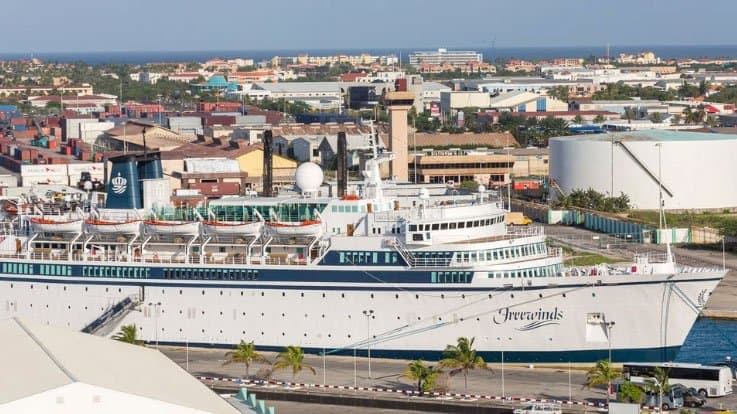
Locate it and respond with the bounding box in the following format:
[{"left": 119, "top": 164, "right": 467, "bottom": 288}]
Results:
[
  {"left": 409, "top": 49, "right": 482, "bottom": 68},
  {"left": 439, "top": 91, "right": 491, "bottom": 114},
  {"left": 0, "top": 84, "right": 94, "bottom": 97},
  {"left": 616, "top": 51, "right": 661, "bottom": 65},
  {"left": 250, "top": 82, "right": 343, "bottom": 110},
  {"left": 0, "top": 318, "right": 240, "bottom": 414},
  {"left": 409, "top": 149, "right": 513, "bottom": 185},
  {"left": 487, "top": 91, "right": 568, "bottom": 113}
]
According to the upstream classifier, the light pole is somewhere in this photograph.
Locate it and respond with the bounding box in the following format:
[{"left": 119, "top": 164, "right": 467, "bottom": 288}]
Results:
[
  {"left": 362, "top": 309, "right": 374, "bottom": 379},
  {"left": 148, "top": 301, "right": 162, "bottom": 349},
  {"left": 605, "top": 320, "right": 616, "bottom": 406}
]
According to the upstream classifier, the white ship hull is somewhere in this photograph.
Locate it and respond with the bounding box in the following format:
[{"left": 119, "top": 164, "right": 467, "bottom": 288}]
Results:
[{"left": 0, "top": 260, "right": 721, "bottom": 362}]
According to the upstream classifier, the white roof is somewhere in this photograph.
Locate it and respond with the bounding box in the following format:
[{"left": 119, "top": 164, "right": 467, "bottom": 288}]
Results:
[
  {"left": 0, "top": 318, "right": 239, "bottom": 414},
  {"left": 488, "top": 91, "right": 541, "bottom": 107},
  {"left": 422, "top": 82, "right": 451, "bottom": 92},
  {"left": 254, "top": 82, "right": 341, "bottom": 93}
]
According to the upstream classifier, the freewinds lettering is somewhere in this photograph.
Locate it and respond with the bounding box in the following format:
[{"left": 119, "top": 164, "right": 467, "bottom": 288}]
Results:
[{"left": 493, "top": 307, "right": 564, "bottom": 331}]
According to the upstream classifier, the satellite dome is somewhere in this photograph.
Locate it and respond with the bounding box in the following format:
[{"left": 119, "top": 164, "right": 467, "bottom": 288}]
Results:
[{"left": 295, "top": 162, "right": 324, "bottom": 193}]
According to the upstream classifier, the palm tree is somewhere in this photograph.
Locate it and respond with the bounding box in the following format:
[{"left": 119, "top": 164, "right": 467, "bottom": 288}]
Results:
[
  {"left": 573, "top": 114, "right": 584, "bottom": 125},
  {"left": 438, "top": 337, "right": 491, "bottom": 393},
  {"left": 643, "top": 367, "right": 671, "bottom": 410},
  {"left": 223, "top": 340, "right": 270, "bottom": 379},
  {"left": 112, "top": 324, "right": 143, "bottom": 345},
  {"left": 272, "top": 345, "right": 316, "bottom": 383},
  {"left": 584, "top": 359, "right": 621, "bottom": 406},
  {"left": 402, "top": 359, "right": 442, "bottom": 394}
]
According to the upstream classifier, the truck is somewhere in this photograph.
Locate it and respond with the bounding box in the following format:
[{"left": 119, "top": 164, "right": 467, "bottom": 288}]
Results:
[{"left": 506, "top": 212, "right": 532, "bottom": 226}]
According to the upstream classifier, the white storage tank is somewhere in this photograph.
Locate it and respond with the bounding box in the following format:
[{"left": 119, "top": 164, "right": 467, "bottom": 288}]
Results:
[{"left": 549, "top": 130, "right": 737, "bottom": 210}]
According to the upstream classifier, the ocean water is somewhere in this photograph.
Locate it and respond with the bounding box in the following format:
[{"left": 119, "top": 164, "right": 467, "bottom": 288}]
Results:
[
  {"left": 3, "top": 45, "right": 737, "bottom": 65},
  {"left": 676, "top": 318, "right": 737, "bottom": 364}
]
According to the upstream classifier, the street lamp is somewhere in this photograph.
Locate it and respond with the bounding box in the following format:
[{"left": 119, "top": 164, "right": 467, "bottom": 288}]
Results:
[
  {"left": 605, "top": 320, "right": 616, "bottom": 406},
  {"left": 362, "top": 309, "right": 374, "bottom": 379},
  {"left": 148, "top": 301, "right": 162, "bottom": 349}
]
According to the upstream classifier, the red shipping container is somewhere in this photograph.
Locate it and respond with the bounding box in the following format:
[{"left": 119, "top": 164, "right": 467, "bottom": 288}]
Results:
[{"left": 48, "top": 140, "right": 57, "bottom": 150}]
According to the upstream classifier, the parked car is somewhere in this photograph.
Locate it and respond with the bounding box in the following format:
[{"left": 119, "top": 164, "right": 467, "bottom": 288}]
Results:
[
  {"left": 513, "top": 403, "right": 562, "bottom": 414},
  {"left": 643, "top": 389, "right": 684, "bottom": 411},
  {"left": 671, "top": 384, "right": 706, "bottom": 408}
]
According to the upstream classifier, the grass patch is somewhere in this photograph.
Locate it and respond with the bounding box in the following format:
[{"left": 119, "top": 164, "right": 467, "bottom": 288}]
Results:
[
  {"left": 627, "top": 210, "right": 737, "bottom": 231},
  {"left": 565, "top": 253, "right": 621, "bottom": 267}
]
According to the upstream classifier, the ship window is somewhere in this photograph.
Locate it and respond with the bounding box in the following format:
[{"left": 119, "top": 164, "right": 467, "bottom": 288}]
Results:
[
  {"left": 431, "top": 223, "right": 439, "bottom": 230},
  {"left": 458, "top": 222, "right": 465, "bottom": 229},
  {"left": 409, "top": 225, "right": 417, "bottom": 231},
  {"left": 440, "top": 223, "right": 448, "bottom": 230},
  {"left": 331, "top": 205, "right": 337, "bottom": 212},
  {"left": 449, "top": 222, "right": 456, "bottom": 229}
]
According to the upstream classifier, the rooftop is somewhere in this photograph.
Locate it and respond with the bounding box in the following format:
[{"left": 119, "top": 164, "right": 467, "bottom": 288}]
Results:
[
  {"left": 0, "top": 317, "right": 239, "bottom": 413},
  {"left": 551, "top": 130, "right": 737, "bottom": 143}
]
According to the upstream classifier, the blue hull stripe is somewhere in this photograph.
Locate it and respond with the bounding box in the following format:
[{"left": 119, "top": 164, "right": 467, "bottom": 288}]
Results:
[
  {"left": 0, "top": 274, "right": 722, "bottom": 291},
  {"left": 154, "top": 340, "right": 681, "bottom": 363}
]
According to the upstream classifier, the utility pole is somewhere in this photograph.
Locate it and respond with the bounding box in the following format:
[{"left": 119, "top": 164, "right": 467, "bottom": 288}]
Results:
[{"left": 362, "top": 309, "right": 374, "bottom": 379}]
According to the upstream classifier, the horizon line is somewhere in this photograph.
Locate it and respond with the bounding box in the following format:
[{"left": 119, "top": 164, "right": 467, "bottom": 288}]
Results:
[{"left": 4, "top": 43, "right": 737, "bottom": 57}]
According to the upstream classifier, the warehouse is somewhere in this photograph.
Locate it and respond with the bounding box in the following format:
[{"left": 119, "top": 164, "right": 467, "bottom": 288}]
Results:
[{"left": 549, "top": 130, "right": 737, "bottom": 210}]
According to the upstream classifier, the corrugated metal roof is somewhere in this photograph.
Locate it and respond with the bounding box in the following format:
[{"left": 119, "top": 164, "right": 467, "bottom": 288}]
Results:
[
  {"left": 0, "top": 318, "right": 239, "bottom": 413},
  {"left": 185, "top": 157, "right": 241, "bottom": 173}
]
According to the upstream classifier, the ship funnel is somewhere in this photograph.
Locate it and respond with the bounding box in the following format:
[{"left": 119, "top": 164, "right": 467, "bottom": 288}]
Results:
[
  {"left": 337, "top": 131, "right": 347, "bottom": 197},
  {"left": 262, "top": 130, "right": 274, "bottom": 197}
]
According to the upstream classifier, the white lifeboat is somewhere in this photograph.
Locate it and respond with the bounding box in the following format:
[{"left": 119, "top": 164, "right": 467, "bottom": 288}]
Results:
[
  {"left": 143, "top": 220, "right": 201, "bottom": 236},
  {"left": 202, "top": 221, "right": 262, "bottom": 237},
  {"left": 265, "top": 220, "right": 322, "bottom": 237},
  {"left": 85, "top": 219, "right": 141, "bottom": 235},
  {"left": 30, "top": 217, "right": 84, "bottom": 233}
]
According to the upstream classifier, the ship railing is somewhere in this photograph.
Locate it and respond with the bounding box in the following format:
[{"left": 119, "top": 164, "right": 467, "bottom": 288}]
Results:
[
  {"left": 634, "top": 252, "right": 670, "bottom": 264},
  {"left": 0, "top": 252, "right": 310, "bottom": 266}
]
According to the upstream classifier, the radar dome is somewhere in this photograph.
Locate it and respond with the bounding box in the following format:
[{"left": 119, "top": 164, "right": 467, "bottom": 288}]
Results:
[{"left": 295, "top": 162, "right": 324, "bottom": 193}]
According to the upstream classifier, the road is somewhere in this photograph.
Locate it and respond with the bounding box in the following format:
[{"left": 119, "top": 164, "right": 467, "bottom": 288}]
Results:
[{"left": 162, "top": 346, "right": 737, "bottom": 413}]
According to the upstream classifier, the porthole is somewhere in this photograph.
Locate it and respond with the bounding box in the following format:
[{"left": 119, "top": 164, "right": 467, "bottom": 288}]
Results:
[
  {"left": 179, "top": 310, "right": 183, "bottom": 314},
  {"left": 118, "top": 288, "right": 121, "bottom": 293},
  {"left": 301, "top": 292, "right": 304, "bottom": 297},
  {"left": 105, "top": 287, "right": 108, "bottom": 292},
  {"left": 539, "top": 294, "right": 543, "bottom": 298},
  {"left": 179, "top": 290, "right": 183, "bottom": 295},
  {"left": 282, "top": 292, "right": 285, "bottom": 297},
  {"left": 201, "top": 329, "right": 205, "bottom": 333},
  {"left": 322, "top": 314, "right": 325, "bottom": 318},
  {"left": 261, "top": 292, "right": 264, "bottom": 296},
  {"left": 322, "top": 293, "right": 326, "bottom": 298},
  {"left": 30, "top": 285, "right": 34, "bottom": 289},
  {"left": 415, "top": 294, "right": 419, "bottom": 299},
  {"left": 304, "top": 333, "right": 307, "bottom": 337},
  {"left": 219, "top": 311, "right": 223, "bottom": 315},
  {"left": 282, "top": 332, "right": 285, "bottom": 336},
  {"left": 46, "top": 285, "right": 49, "bottom": 290},
  {"left": 370, "top": 294, "right": 374, "bottom": 299},
  {"left": 241, "top": 291, "right": 244, "bottom": 296},
  {"left": 441, "top": 294, "right": 445, "bottom": 299},
  {"left": 202, "top": 290, "right": 205, "bottom": 295},
  {"left": 220, "top": 291, "right": 223, "bottom": 296},
  {"left": 281, "top": 313, "right": 285, "bottom": 317},
  {"left": 438, "top": 317, "right": 442, "bottom": 321},
  {"left": 341, "top": 293, "right": 345, "bottom": 298},
  {"left": 242, "top": 312, "right": 246, "bottom": 316},
  {"left": 395, "top": 294, "right": 399, "bottom": 299},
  {"left": 562, "top": 293, "right": 566, "bottom": 298},
  {"left": 488, "top": 294, "right": 492, "bottom": 299},
  {"left": 328, "top": 334, "right": 331, "bottom": 338},
  {"left": 417, "top": 316, "right": 421, "bottom": 320},
  {"left": 304, "top": 313, "right": 308, "bottom": 318},
  {"left": 592, "top": 292, "right": 596, "bottom": 297},
  {"left": 162, "top": 289, "right": 165, "bottom": 294},
  {"left": 461, "top": 294, "right": 465, "bottom": 299},
  {"left": 242, "top": 331, "right": 245, "bottom": 334},
  {"left": 347, "top": 334, "right": 351, "bottom": 338},
  {"left": 84, "top": 287, "right": 87, "bottom": 292},
  {"left": 397, "top": 316, "right": 401, "bottom": 320},
  {"left": 261, "top": 312, "right": 264, "bottom": 316},
  {"left": 476, "top": 317, "right": 480, "bottom": 321},
  {"left": 219, "top": 330, "right": 222, "bottom": 334},
  {"left": 511, "top": 294, "right": 515, "bottom": 298}
]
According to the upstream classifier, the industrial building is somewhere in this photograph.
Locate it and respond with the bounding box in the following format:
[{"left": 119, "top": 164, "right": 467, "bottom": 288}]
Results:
[
  {"left": 0, "top": 318, "right": 240, "bottom": 414},
  {"left": 549, "top": 130, "right": 737, "bottom": 210}
]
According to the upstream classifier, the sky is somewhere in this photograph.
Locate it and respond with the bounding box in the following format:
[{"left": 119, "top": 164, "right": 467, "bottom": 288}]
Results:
[{"left": 2, "top": 0, "right": 736, "bottom": 53}]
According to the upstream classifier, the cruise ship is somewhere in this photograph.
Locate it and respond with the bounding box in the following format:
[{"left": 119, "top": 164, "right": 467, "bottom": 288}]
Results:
[{"left": 0, "top": 132, "right": 725, "bottom": 363}]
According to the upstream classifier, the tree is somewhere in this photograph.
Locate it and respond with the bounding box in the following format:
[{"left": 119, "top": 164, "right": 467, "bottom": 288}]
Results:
[
  {"left": 618, "top": 381, "right": 644, "bottom": 404},
  {"left": 643, "top": 367, "right": 671, "bottom": 410},
  {"left": 112, "top": 324, "right": 143, "bottom": 345},
  {"left": 438, "top": 337, "right": 491, "bottom": 392},
  {"left": 573, "top": 114, "right": 584, "bottom": 125},
  {"left": 593, "top": 114, "right": 606, "bottom": 124},
  {"left": 459, "top": 180, "right": 479, "bottom": 192},
  {"left": 272, "top": 345, "right": 316, "bottom": 383},
  {"left": 547, "top": 86, "right": 570, "bottom": 102},
  {"left": 402, "top": 359, "right": 442, "bottom": 393},
  {"left": 584, "top": 359, "right": 621, "bottom": 406},
  {"left": 223, "top": 340, "right": 270, "bottom": 379},
  {"left": 648, "top": 112, "right": 663, "bottom": 124}
]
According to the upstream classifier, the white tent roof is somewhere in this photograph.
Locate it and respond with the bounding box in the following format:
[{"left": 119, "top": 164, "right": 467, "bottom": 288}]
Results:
[{"left": 0, "top": 318, "right": 239, "bottom": 414}]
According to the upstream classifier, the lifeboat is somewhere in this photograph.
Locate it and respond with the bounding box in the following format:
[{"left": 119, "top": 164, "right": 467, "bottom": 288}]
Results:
[
  {"left": 266, "top": 220, "right": 322, "bottom": 236},
  {"left": 203, "top": 220, "right": 262, "bottom": 236},
  {"left": 85, "top": 219, "right": 141, "bottom": 235},
  {"left": 30, "top": 217, "right": 84, "bottom": 233},
  {"left": 143, "top": 220, "right": 201, "bottom": 236}
]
